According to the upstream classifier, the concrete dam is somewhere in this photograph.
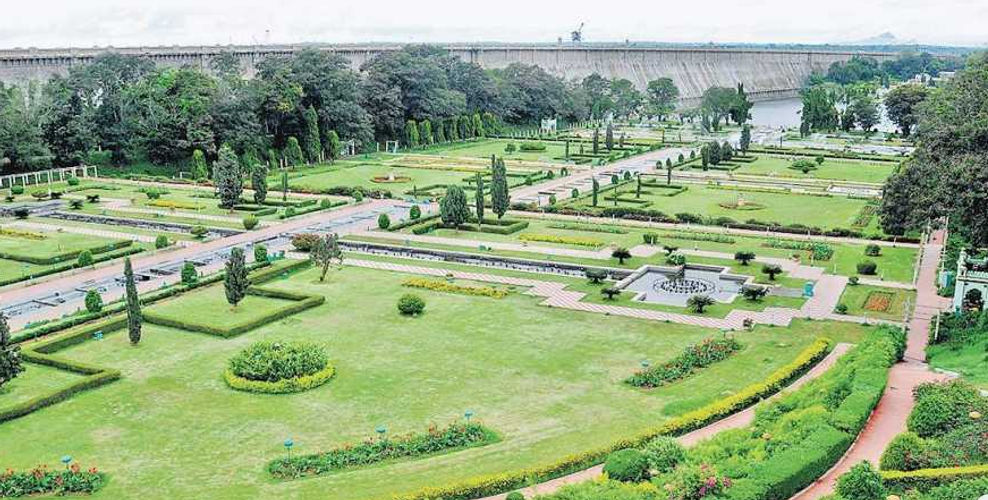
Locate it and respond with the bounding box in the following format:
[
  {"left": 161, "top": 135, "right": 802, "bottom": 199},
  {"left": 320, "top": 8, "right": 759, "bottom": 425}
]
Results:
[{"left": 0, "top": 44, "right": 893, "bottom": 101}]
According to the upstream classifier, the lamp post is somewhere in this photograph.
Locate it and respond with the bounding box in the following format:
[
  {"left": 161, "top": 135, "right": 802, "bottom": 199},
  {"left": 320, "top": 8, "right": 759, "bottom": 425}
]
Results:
[
  {"left": 640, "top": 360, "right": 650, "bottom": 369},
  {"left": 375, "top": 426, "right": 387, "bottom": 441},
  {"left": 60, "top": 455, "right": 72, "bottom": 470},
  {"left": 283, "top": 438, "right": 294, "bottom": 459},
  {"left": 464, "top": 410, "right": 475, "bottom": 424}
]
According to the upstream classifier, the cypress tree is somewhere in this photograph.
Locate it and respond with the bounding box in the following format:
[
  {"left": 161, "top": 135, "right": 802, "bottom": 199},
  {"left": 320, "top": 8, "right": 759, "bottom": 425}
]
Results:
[
  {"left": 636, "top": 175, "right": 642, "bottom": 198},
  {"left": 740, "top": 124, "right": 751, "bottom": 154},
  {"left": 592, "top": 177, "right": 600, "bottom": 207},
  {"left": 592, "top": 128, "right": 600, "bottom": 154},
  {"left": 191, "top": 149, "right": 208, "bottom": 180},
  {"left": 123, "top": 258, "right": 142, "bottom": 345},
  {"left": 224, "top": 247, "right": 250, "bottom": 308},
  {"left": 436, "top": 121, "right": 447, "bottom": 143},
  {"left": 440, "top": 185, "right": 470, "bottom": 228},
  {"left": 490, "top": 157, "right": 510, "bottom": 219},
  {"left": 214, "top": 144, "right": 242, "bottom": 209},
  {"left": 251, "top": 161, "right": 268, "bottom": 204},
  {"left": 281, "top": 170, "right": 288, "bottom": 202},
  {"left": 284, "top": 137, "right": 303, "bottom": 167},
  {"left": 302, "top": 106, "right": 322, "bottom": 163},
  {"left": 267, "top": 148, "right": 279, "bottom": 171},
  {"left": 472, "top": 113, "right": 485, "bottom": 137},
  {"left": 605, "top": 123, "right": 614, "bottom": 151},
  {"left": 325, "top": 130, "right": 341, "bottom": 162},
  {"left": 0, "top": 313, "right": 24, "bottom": 389},
  {"left": 405, "top": 119, "right": 419, "bottom": 147},
  {"left": 420, "top": 120, "right": 433, "bottom": 146},
  {"left": 474, "top": 173, "right": 485, "bottom": 227}
]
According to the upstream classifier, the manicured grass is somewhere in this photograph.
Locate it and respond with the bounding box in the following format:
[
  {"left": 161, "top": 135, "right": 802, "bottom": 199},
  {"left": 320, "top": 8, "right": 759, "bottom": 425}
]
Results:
[
  {"left": 418, "top": 138, "right": 570, "bottom": 162},
  {"left": 835, "top": 284, "right": 915, "bottom": 321},
  {"left": 720, "top": 155, "right": 898, "bottom": 184},
  {"left": 146, "top": 287, "right": 297, "bottom": 331},
  {"left": 569, "top": 184, "right": 872, "bottom": 230},
  {"left": 281, "top": 162, "right": 475, "bottom": 196},
  {"left": 36, "top": 218, "right": 197, "bottom": 241},
  {"left": 0, "top": 229, "right": 124, "bottom": 261},
  {"left": 0, "top": 363, "right": 83, "bottom": 406},
  {"left": 0, "top": 264, "right": 869, "bottom": 499},
  {"left": 414, "top": 216, "right": 918, "bottom": 283},
  {"left": 927, "top": 341, "right": 988, "bottom": 390}
]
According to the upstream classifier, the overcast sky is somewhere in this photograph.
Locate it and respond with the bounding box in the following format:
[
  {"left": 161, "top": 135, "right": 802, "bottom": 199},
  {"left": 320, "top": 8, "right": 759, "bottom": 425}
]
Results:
[{"left": 1, "top": 0, "right": 984, "bottom": 49}]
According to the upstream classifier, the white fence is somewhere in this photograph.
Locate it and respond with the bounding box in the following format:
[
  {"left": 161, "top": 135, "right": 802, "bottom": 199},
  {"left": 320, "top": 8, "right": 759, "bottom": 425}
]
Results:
[{"left": 0, "top": 165, "right": 98, "bottom": 189}]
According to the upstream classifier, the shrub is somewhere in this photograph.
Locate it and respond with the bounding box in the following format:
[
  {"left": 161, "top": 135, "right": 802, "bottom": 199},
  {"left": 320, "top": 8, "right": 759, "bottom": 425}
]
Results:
[
  {"left": 0, "top": 464, "right": 105, "bottom": 496},
  {"left": 378, "top": 213, "right": 391, "bottom": 229},
  {"left": 881, "top": 432, "right": 927, "bottom": 471},
  {"left": 602, "top": 449, "right": 649, "bottom": 482},
  {"left": 586, "top": 268, "right": 608, "bottom": 284},
  {"left": 10, "top": 185, "right": 24, "bottom": 195},
  {"left": 518, "top": 233, "right": 604, "bottom": 248},
  {"left": 403, "top": 278, "right": 508, "bottom": 299},
  {"left": 241, "top": 214, "right": 259, "bottom": 230},
  {"left": 908, "top": 381, "right": 988, "bottom": 438},
  {"left": 227, "top": 341, "right": 328, "bottom": 383},
  {"left": 154, "top": 235, "right": 169, "bottom": 249},
  {"left": 642, "top": 436, "right": 684, "bottom": 473},
  {"left": 627, "top": 337, "right": 742, "bottom": 388},
  {"left": 190, "top": 225, "right": 208, "bottom": 239},
  {"left": 857, "top": 260, "right": 878, "bottom": 275},
  {"left": 66, "top": 176, "right": 80, "bottom": 186},
  {"left": 409, "top": 205, "right": 421, "bottom": 219},
  {"left": 666, "top": 252, "right": 686, "bottom": 266},
  {"left": 519, "top": 142, "right": 546, "bottom": 152},
  {"left": 84, "top": 289, "right": 103, "bottom": 313},
  {"left": 398, "top": 294, "right": 425, "bottom": 316},
  {"left": 77, "top": 250, "right": 93, "bottom": 267},
  {"left": 505, "top": 493, "right": 524, "bottom": 500},
  {"left": 642, "top": 232, "right": 659, "bottom": 245},
  {"left": 181, "top": 261, "right": 198, "bottom": 286},
  {"left": 734, "top": 251, "right": 756, "bottom": 265},
  {"left": 836, "top": 461, "right": 886, "bottom": 500},
  {"left": 319, "top": 198, "right": 333, "bottom": 209},
  {"left": 762, "top": 264, "right": 783, "bottom": 280},
  {"left": 13, "top": 207, "right": 29, "bottom": 219},
  {"left": 865, "top": 244, "right": 882, "bottom": 256},
  {"left": 352, "top": 190, "right": 364, "bottom": 202},
  {"left": 849, "top": 276, "right": 860, "bottom": 286},
  {"left": 835, "top": 303, "right": 849, "bottom": 314},
  {"left": 291, "top": 233, "right": 320, "bottom": 252},
  {"left": 253, "top": 244, "right": 268, "bottom": 263},
  {"left": 505, "top": 143, "right": 517, "bottom": 153}
]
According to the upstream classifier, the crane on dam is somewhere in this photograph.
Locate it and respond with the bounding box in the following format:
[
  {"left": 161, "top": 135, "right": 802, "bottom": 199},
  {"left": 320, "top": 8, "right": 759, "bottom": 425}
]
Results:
[{"left": 571, "top": 22, "right": 585, "bottom": 43}]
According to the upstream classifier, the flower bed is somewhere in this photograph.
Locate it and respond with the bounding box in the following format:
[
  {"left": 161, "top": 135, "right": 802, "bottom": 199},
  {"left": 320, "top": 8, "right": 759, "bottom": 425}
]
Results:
[
  {"left": 224, "top": 340, "right": 334, "bottom": 394},
  {"left": 0, "top": 463, "right": 105, "bottom": 497},
  {"left": 658, "top": 231, "right": 736, "bottom": 245},
  {"left": 763, "top": 239, "right": 835, "bottom": 261},
  {"left": 626, "top": 337, "right": 743, "bottom": 388},
  {"left": 268, "top": 422, "right": 499, "bottom": 479},
  {"left": 518, "top": 233, "right": 605, "bottom": 248},
  {"left": 0, "top": 227, "right": 46, "bottom": 240},
  {"left": 371, "top": 175, "right": 413, "bottom": 183},
  {"left": 863, "top": 291, "right": 895, "bottom": 312},
  {"left": 146, "top": 199, "right": 206, "bottom": 210},
  {"left": 402, "top": 277, "right": 509, "bottom": 298},
  {"left": 546, "top": 223, "right": 629, "bottom": 234}
]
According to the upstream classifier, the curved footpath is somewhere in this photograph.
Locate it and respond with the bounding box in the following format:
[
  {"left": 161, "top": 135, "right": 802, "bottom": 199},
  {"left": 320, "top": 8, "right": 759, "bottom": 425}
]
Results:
[
  {"left": 790, "top": 229, "right": 952, "bottom": 499},
  {"left": 473, "top": 343, "right": 853, "bottom": 500}
]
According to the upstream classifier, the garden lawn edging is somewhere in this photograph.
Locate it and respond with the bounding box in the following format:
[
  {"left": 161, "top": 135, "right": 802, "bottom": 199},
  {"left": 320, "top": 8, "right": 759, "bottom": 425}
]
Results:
[{"left": 223, "top": 364, "right": 335, "bottom": 394}]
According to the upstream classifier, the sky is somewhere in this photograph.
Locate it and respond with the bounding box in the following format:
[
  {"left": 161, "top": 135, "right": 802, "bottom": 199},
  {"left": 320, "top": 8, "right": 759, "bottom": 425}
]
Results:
[{"left": 0, "top": 0, "right": 984, "bottom": 49}]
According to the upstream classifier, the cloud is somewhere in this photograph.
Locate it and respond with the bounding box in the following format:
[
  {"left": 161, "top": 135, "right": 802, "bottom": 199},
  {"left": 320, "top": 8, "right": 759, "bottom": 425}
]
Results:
[{"left": 0, "top": 0, "right": 984, "bottom": 48}]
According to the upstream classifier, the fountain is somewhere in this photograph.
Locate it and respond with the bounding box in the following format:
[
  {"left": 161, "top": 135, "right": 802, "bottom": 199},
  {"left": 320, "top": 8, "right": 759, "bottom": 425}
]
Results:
[{"left": 612, "top": 264, "right": 752, "bottom": 306}]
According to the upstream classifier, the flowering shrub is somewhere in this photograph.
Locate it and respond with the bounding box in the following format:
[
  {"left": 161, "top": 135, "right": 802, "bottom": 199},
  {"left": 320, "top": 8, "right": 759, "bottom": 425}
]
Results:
[
  {"left": 517, "top": 233, "right": 605, "bottom": 248},
  {"left": 402, "top": 278, "right": 508, "bottom": 299},
  {"left": 268, "top": 422, "right": 498, "bottom": 479},
  {"left": 660, "top": 463, "right": 731, "bottom": 499},
  {"left": 227, "top": 341, "right": 328, "bottom": 383},
  {"left": 626, "top": 337, "right": 742, "bottom": 388},
  {"left": 0, "top": 463, "right": 104, "bottom": 497}
]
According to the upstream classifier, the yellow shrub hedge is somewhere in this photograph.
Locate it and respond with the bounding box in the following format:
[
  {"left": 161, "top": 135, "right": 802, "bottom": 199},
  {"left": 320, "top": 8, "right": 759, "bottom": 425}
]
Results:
[
  {"left": 518, "top": 233, "right": 605, "bottom": 248},
  {"left": 881, "top": 464, "right": 988, "bottom": 491},
  {"left": 394, "top": 338, "right": 833, "bottom": 500},
  {"left": 147, "top": 199, "right": 205, "bottom": 210},
  {"left": 402, "top": 278, "right": 509, "bottom": 298},
  {"left": 223, "top": 364, "right": 336, "bottom": 394},
  {"left": 0, "top": 227, "right": 47, "bottom": 240}
]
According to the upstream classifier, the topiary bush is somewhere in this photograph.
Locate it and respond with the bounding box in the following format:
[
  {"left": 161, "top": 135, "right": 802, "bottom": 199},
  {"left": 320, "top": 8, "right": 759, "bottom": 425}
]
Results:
[
  {"left": 227, "top": 341, "right": 329, "bottom": 384},
  {"left": 10, "top": 185, "right": 24, "bottom": 195},
  {"left": 642, "top": 436, "right": 684, "bottom": 474},
  {"left": 77, "top": 250, "right": 93, "bottom": 267},
  {"left": 243, "top": 214, "right": 259, "bottom": 230},
  {"left": 397, "top": 294, "right": 425, "bottom": 316},
  {"left": 409, "top": 205, "right": 421, "bottom": 220},
  {"left": 253, "top": 244, "right": 268, "bottom": 263},
  {"left": 865, "top": 243, "right": 882, "bottom": 256},
  {"left": 190, "top": 225, "right": 208, "bottom": 239},
  {"left": 291, "top": 233, "right": 320, "bottom": 252},
  {"left": 857, "top": 260, "right": 878, "bottom": 275},
  {"left": 378, "top": 213, "right": 391, "bottom": 229},
  {"left": 155, "top": 235, "right": 169, "bottom": 249},
  {"left": 835, "top": 461, "right": 885, "bottom": 500},
  {"left": 602, "top": 448, "right": 649, "bottom": 482},
  {"left": 84, "top": 289, "right": 103, "bottom": 314},
  {"left": 66, "top": 176, "right": 80, "bottom": 186}
]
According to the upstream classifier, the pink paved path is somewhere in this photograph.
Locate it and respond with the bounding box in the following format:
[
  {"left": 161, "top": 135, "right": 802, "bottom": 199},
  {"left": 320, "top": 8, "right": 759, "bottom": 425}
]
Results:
[
  {"left": 791, "top": 229, "right": 952, "bottom": 500},
  {"left": 474, "top": 344, "right": 853, "bottom": 500}
]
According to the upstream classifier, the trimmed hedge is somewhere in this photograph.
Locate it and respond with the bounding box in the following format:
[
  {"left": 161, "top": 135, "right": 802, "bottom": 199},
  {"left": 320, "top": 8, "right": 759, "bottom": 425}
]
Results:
[
  {"left": 387, "top": 213, "right": 441, "bottom": 232},
  {"left": 268, "top": 422, "right": 499, "bottom": 479},
  {"left": 517, "top": 233, "right": 604, "bottom": 248},
  {"left": 224, "top": 364, "right": 335, "bottom": 394},
  {"left": 394, "top": 338, "right": 833, "bottom": 500},
  {"left": 0, "top": 244, "right": 145, "bottom": 288},
  {"left": 144, "top": 286, "right": 325, "bottom": 338},
  {"left": 0, "top": 239, "right": 132, "bottom": 266},
  {"left": 881, "top": 464, "right": 988, "bottom": 492}
]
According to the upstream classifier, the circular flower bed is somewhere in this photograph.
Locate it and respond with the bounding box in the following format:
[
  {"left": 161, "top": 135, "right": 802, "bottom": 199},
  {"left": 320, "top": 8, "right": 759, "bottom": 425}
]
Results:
[
  {"left": 718, "top": 201, "right": 766, "bottom": 211},
  {"left": 371, "top": 175, "right": 412, "bottom": 183},
  {"left": 224, "top": 341, "right": 334, "bottom": 394}
]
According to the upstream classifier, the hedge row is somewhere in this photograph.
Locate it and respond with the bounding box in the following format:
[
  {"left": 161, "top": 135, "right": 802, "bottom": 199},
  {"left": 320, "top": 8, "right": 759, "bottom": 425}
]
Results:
[
  {"left": 517, "top": 232, "right": 604, "bottom": 248},
  {"left": 143, "top": 285, "right": 324, "bottom": 338},
  {"left": 402, "top": 277, "right": 509, "bottom": 298},
  {"left": 232, "top": 204, "right": 278, "bottom": 216},
  {"left": 394, "top": 338, "right": 833, "bottom": 500},
  {"left": 748, "top": 146, "right": 905, "bottom": 163},
  {"left": 387, "top": 213, "right": 440, "bottom": 232},
  {"left": 0, "top": 244, "right": 145, "bottom": 288},
  {"left": 269, "top": 422, "right": 499, "bottom": 479},
  {"left": 223, "top": 364, "right": 336, "bottom": 394},
  {"left": 0, "top": 239, "right": 132, "bottom": 265},
  {"left": 881, "top": 464, "right": 988, "bottom": 492},
  {"left": 0, "top": 317, "right": 126, "bottom": 424}
]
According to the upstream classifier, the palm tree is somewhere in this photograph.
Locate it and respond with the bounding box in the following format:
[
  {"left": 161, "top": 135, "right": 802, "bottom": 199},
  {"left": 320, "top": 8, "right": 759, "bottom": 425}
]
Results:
[{"left": 687, "top": 295, "right": 715, "bottom": 313}]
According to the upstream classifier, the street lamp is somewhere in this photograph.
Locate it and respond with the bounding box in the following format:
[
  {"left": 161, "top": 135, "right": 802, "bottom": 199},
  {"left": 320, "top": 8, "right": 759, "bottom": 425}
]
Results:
[
  {"left": 283, "top": 438, "right": 294, "bottom": 459},
  {"left": 60, "top": 455, "right": 72, "bottom": 470},
  {"left": 375, "top": 426, "right": 387, "bottom": 441},
  {"left": 640, "top": 360, "right": 650, "bottom": 369},
  {"left": 464, "top": 410, "right": 475, "bottom": 423}
]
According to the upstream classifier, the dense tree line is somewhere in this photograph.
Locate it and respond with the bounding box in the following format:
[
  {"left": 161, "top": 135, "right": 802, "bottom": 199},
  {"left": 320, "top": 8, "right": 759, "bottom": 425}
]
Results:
[
  {"left": 825, "top": 53, "right": 966, "bottom": 86},
  {"left": 879, "top": 52, "right": 988, "bottom": 244},
  {"left": 0, "top": 45, "right": 618, "bottom": 175}
]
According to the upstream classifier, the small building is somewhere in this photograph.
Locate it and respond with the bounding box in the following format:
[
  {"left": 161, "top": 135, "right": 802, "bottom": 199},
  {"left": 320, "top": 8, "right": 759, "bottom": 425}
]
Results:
[{"left": 952, "top": 249, "right": 988, "bottom": 310}]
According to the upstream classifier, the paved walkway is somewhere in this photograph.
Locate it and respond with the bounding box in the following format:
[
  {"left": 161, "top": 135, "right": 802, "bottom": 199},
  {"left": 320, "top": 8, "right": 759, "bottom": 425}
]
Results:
[
  {"left": 473, "top": 344, "right": 853, "bottom": 500},
  {"left": 791, "top": 229, "right": 952, "bottom": 499},
  {"left": 2, "top": 199, "right": 390, "bottom": 330},
  {"left": 100, "top": 198, "right": 274, "bottom": 227}
]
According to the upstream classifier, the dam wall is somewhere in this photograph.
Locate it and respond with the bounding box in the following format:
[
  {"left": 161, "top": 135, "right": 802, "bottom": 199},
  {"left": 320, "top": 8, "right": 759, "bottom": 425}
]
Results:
[{"left": 0, "top": 44, "right": 893, "bottom": 100}]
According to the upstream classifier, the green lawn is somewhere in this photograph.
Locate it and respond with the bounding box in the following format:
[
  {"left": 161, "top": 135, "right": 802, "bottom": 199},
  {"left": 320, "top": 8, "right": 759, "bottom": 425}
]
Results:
[
  {"left": 281, "top": 162, "right": 477, "bottom": 196},
  {"left": 381, "top": 216, "right": 918, "bottom": 283},
  {"left": 418, "top": 138, "right": 570, "bottom": 162},
  {"left": 720, "top": 155, "right": 898, "bottom": 184},
  {"left": 0, "top": 363, "right": 83, "bottom": 406},
  {"left": 0, "top": 228, "right": 124, "bottom": 260},
  {"left": 835, "top": 284, "right": 915, "bottom": 321},
  {"left": 0, "top": 263, "right": 869, "bottom": 500},
  {"left": 568, "top": 184, "right": 872, "bottom": 231},
  {"left": 146, "top": 287, "right": 297, "bottom": 330},
  {"left": 928, "top": 340, "right": 988, "bottom": 390}
]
